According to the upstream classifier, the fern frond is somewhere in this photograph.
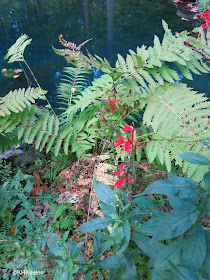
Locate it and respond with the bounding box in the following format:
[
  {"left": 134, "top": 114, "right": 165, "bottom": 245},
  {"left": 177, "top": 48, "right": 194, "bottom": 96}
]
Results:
[
  {"left": 142, "top": 83, "right": 210, "bottom": 180},
  {"left": 4, "top": 34, "right": 32, "bottom": 63},
  {"left": 0, "top": 87, "right": 47, "bottom": 117},
  {"left": 57, "top": 66, "right": 90, "bottom": 112},
  {"left": 67, "top": 74, "right": 113, "bottom": 115}
]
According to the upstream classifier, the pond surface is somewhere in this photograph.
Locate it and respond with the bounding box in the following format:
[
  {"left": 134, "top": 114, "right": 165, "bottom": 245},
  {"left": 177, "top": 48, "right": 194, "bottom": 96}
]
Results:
[{"left": 0, "top": 0, "right": 209, "bottom": 106}]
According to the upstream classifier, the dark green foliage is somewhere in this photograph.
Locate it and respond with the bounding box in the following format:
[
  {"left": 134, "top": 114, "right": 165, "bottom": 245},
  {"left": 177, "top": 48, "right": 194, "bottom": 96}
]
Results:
[{"left": 76, "top": 149, "right": 210, "bottom": 279}]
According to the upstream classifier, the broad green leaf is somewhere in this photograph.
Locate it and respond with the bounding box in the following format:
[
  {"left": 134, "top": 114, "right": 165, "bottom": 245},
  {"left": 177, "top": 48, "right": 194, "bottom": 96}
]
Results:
[
  {"left": 134, "top": 216, "right": 165, "bottom": 236},
  {"left": 182, "top": 224, "right": 206, "bottom": 272},
  {"left": 68, "top": 240, "right": 84, "bottom": 260},
  {"left": 133, "top": 196, "right": 156, "bottom": 208},
  {"left": 99, "top": 201, "right": 118, "bottom": 218},
  {"left": 76, "top": 217, "right": 113, "bottom": 233},
  {"left": 93, "top": 178, "right": 115, "bottom": 205},
  {"left": 204, "top": 171, "right": 210, "bottom": 192},
  {"left": 93, "top": 230, "right": 111, "bottom": 259},
  {"left": 179, "top": 153, "right": 210, "bottom": 165},
  {"left": 108, "top": 227, "right": 124, "bottom": 245},
  {"left": 203, "top": 231, "right": 210, "bottom": 278},
  {"left": 15, "top": 219, "right": 32, "bottom": 230},
  {"left": 141, "top": 176, "right": 200, "bottom": 199},
  {"left": 98, "top": 255, "right": 120, "bottom": 269},
  {"left": 154, "top": 240, "right": 183, "bottom": 269},
  {"left": 131, "top": 233, "right": 164, "bottom": 266},
  {"left": 62, "top": 231, "right": 69, "bottom": 242},
  {"left": 14, "top": 209, "right": 27, "bottom": 224},
  {"left": 150, "top": 268, "right": 173, "bottom": 280},
  {"left": 152, "top": 208, "right": 199, "bottom": 241},
  {"left": 23, "top": 180, "right": 34, "bottom": 192},
  {"left": 123, "top": 218, "right": 131, "bottom": 242},
  {"left": 167, "top": 196, "right": 194, "bottom": 210},
  {"left": 116, "top": 249, "right": 138, "bottom": 280},
  {"left": 170, "top": 264, "right": 201, "bottom": 280}
]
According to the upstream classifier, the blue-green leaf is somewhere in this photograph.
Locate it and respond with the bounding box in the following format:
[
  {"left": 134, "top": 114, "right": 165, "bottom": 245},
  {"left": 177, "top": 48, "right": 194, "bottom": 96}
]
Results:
[
  {"left": 170, "top": 265, "right": 201, "bottom": 280},
  {"left": 68, "top": 240, "right": 84, "bottom": 260},
  {"left": 23, "top": 180, "right": 34, "bottom": 192},
  {"left": 123, "top": 218, "right": 131, "bottom": 242},
  {"left": 140, "top": 176, "right": 200, "bottom": 199},
  {"left": 154, "top": 240, "right": 183, "bottom": 269},
  {"left": 131, "top": 233, "right": 164, "bottom": 266},
  {"left": 93, "top": 230, "right": 111, "bottom": 259},
  {"left": 203, "top": 230, "right": 210, "bottom": 278},
  {"left": 134, "top": 216, "right": 165, "bottom": 236},
  {"left": 133, "top": 196, "right": 156, "bottom": 208},
  {"left": 99, "top": 201, "right": 118, "bottom": 218},
  {"left": 116, "top": 249, "right": 138, "bottom": 280},
  {"left": 182, "top": 224, "right": 206, "bottom": 272},
  {"left": 152, "top": 208, "right": 199, "bottom": 241},
  {"left": 93, "top": 178, "right": 115, "bottom": 205},
  {"left": 150, "top": 269, "right": 173, "bottom": 280},
  {"left": 76, "top": 217, "right": 113, "bottom": 233},
  {"left": 97, "top": 255, "right": 120, "bottom": 269},
  {"left": 14, "top": 209, "right": 27, "bottom": 224},
  {"left": 204, "top": 171, "right": 210, "bottom": 192},
  {"left": 179, "top": 153, "right": 210, "bottom": 165}
]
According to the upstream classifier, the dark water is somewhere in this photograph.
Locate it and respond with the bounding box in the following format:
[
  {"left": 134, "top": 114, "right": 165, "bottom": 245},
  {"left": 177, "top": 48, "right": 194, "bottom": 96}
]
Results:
[{"left": 0, "top": 0, "right": 209, "bottom": 105}]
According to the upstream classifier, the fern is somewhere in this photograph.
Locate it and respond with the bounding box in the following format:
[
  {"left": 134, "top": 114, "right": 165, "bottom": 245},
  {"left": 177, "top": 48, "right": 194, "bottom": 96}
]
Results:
[
  {"left": 57, "top": 66, "right": 90, "bottom": 112},
  {"left": 142, "top": 83, "right": 210, "bottom": 180},
  {"left": 0, "top": 87, "right": 47, "bottom": 117},
  {"left": 4, "top": 34, "right": 32, "bottom": 63},
  {"left": 1, "top": 23, "right": 209, "bottom": 181}
]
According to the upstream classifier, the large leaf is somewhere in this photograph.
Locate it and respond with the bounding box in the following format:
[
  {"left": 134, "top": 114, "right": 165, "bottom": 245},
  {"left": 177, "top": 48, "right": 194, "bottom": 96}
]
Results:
[
  {"left": 154, "top": 240, "right": 183, "bottom": 270},
  {"left": 179, "top": 153, "right": 210, "bottom": 165},
  {"left": 76, "top": 217, "right": 113, "bottom": 233},
  {"left": 152, "top": 208, "right": 199, "bottom": 241},
  {"left": 14, "top": 209, "right": 28, "bottom": 224},
  {"left": 140, "top": 175, "right": 200, "bottom": 199},
  {"left": 99, "top": 201, "right": 118, "bottom": 218},
  {"left": 97, "top": 255, "right": 120, "bottom": 269},
  {"left": 93, "top": 178, "right": 116, "bottom": 205},
  {"left": 116, "top": 249, "right": 138, "bottom": 280},
  {"left": 68, "top": 239, "right": 84, "bottom": 260},
  {"left": 133, "top": 196, "right": 156, "bottom": 208},
  {"left": 150, "top": 269, "right": 173, "bottom": 280},
  {"left": 203, "top": 230, "right": 210, "bottom": 278},
  {"left": 204, "top": 170, "right": 210, "bottom": 192},
  {"left": 131, "top": 232, "right": 164, "bottom": 266},
  {"left": 93, "top": 230, "right": 111, "bottom": 259},
  {"left": 170, "top": 264, "right": 201, "bottom": 280},
  {"left": 182, "top": 224, "right": 206, "bottom": 272}
]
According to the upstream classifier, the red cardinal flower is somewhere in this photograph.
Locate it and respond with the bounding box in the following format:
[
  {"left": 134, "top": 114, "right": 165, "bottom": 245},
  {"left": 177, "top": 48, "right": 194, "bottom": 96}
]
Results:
[
  {"left": 200, "top": 10, "right": 210, "bottom": 19},
  {"left": 112, "top": 164, "right": 134, "bottom": 189},
  {"left": 55, "top": 231, "right": 60, "bottom": 238},
  {"left": 202, "top": 22, "right": 210, "bottom": 30},
  {"left": 104, "top": 97, "right": 120, "bottom": 115},
  {"left": 115, "top": 125, "right": 140, "bottom": 153}
]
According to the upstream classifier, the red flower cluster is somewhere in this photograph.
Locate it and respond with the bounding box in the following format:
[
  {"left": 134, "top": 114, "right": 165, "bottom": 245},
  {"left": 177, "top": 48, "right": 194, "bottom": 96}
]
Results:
[
  {"left": 115, "top": 125, "right": 140, "bottom": 153},
  {"left": 104, "top": 97, "right": 120, "bottom": 115},
  {"left": 197, "top": 10, "right": 210, "bottom": 38},
  {"left": 112, "top": 164, "right": 134, "bottom": 189}
]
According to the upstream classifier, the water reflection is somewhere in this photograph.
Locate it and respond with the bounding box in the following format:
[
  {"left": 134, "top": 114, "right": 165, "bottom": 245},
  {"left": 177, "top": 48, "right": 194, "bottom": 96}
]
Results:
[{"left": 0, "top": 0, "right": 209, "bottom": 102}]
